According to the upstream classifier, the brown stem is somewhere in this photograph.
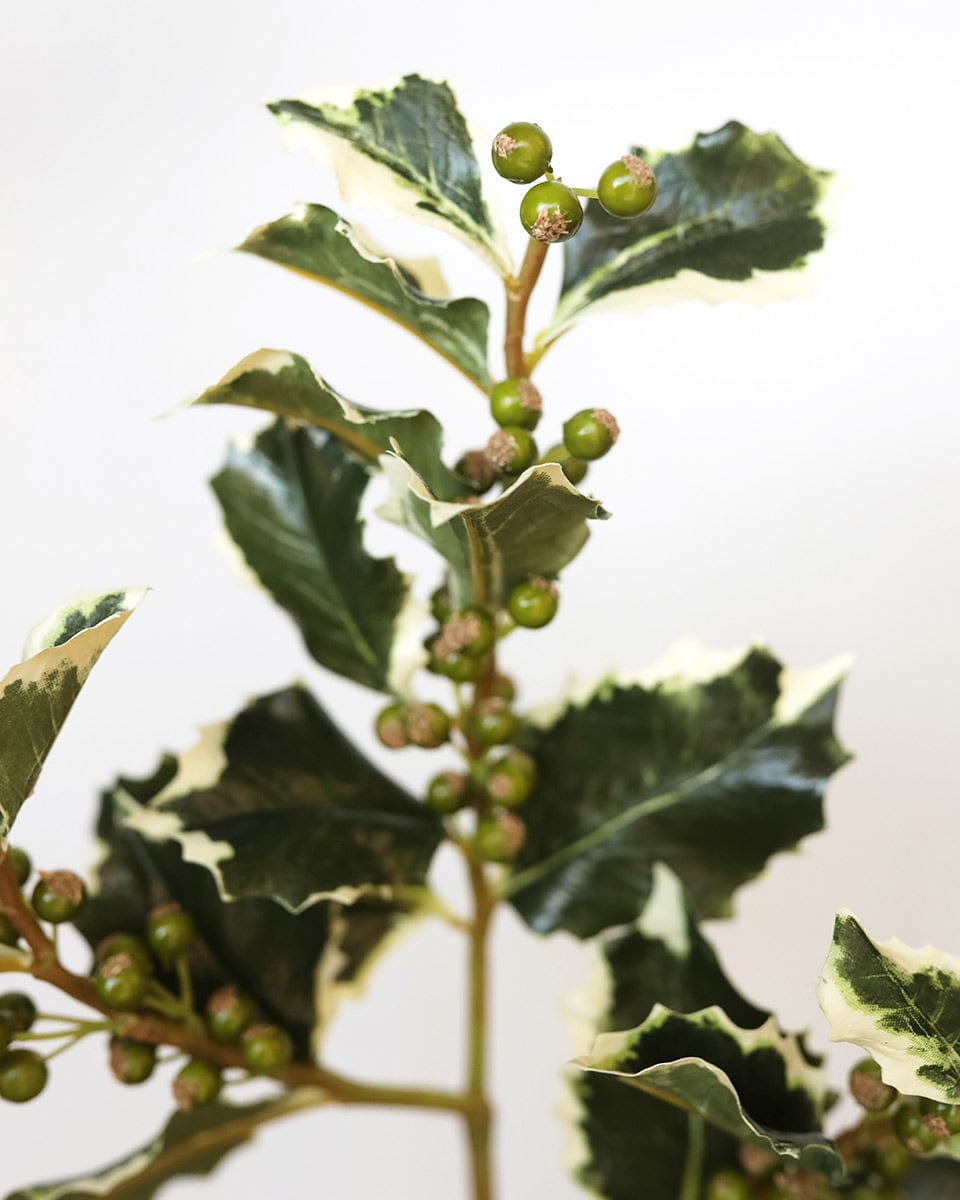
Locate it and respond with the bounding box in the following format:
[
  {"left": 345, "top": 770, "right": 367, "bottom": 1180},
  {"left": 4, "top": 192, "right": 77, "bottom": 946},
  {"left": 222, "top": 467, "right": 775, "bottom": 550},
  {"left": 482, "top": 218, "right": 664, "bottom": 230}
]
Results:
[
  {"left": 463, "top": 844, "right": 497, "bottom": 1200},
  {"left": 503, "top": 239, "right": 549, "bottom": 378}
]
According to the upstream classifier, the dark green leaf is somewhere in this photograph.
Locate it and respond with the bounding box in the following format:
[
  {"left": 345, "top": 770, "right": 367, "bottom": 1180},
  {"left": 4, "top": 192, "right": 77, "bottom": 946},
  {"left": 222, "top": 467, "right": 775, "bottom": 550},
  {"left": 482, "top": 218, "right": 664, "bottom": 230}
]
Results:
[
  {"left": 818, "top": 910, "right": 960, "bottom": 1103},
  {"left": 194, "top": 348, "right": 469, "bottom": 501},
  {"left": 240, "top": 204, "right": 491, "bottom": 389},
  {"left": 213, "top": 422, "right": 416, "bottom": 693},
  {"left": 543, "top": 122, "right": 829, "bottom": 345},
  {"left": 268, "top": 74, "right": 509, "bottom": 273},
  {"left": 903, "top": 1157, "right": 960, "bottom": 1198},
  {"left": 4, "top": 1091, "right": 324, "bottom": 1200},
  {"left": 506, "top": 645, "right": 849, "bottom": 937},
  {"left": 121, "top": 685, "right": 443, "bottom": 914},
  {"left": 0, "top": 589, "right": 145, "bottom": 835},
  {"left": 380, "top": 454, "right": 608, "bottom": 609}
]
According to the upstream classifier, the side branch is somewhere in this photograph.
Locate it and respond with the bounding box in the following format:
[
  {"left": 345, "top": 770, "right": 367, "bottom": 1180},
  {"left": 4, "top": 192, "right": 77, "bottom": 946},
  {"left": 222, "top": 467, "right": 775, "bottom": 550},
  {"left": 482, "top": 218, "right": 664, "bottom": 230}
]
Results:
[{"left": 503, "top": 240, "right": 549, "bottom": 378}]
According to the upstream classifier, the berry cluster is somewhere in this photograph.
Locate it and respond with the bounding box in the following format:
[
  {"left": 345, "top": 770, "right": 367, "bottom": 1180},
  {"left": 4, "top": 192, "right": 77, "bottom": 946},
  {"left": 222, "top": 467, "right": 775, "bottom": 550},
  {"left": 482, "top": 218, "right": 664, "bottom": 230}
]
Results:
[{"left": 491, "top": 120, "right": 658, "bottom": 245}]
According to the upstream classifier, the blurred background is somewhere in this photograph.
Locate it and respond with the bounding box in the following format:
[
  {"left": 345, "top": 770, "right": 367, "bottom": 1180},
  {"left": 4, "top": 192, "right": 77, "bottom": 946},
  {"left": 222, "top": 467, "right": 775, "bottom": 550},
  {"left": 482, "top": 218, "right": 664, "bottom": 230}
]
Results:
[{"left": 1, "top": 1, "right": 958, "bottom": 1195}]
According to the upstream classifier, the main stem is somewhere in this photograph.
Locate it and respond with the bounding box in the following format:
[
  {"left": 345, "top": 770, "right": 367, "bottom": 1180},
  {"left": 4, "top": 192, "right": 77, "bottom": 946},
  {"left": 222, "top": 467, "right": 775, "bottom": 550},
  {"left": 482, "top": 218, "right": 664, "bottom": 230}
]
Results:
[{"left": 464, "top": 848, "right": 496, "bottom": 1200}]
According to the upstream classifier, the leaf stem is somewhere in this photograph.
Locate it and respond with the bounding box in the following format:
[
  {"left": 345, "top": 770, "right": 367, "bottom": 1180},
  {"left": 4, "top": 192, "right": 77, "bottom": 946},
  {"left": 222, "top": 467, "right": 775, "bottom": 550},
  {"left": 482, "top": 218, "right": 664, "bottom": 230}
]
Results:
[
  {"left": 679, "top": 1113, "right": 705, "bottom": 1200},
  {"left": 503, "top": 239, "right": 549, "bottom": 379}
]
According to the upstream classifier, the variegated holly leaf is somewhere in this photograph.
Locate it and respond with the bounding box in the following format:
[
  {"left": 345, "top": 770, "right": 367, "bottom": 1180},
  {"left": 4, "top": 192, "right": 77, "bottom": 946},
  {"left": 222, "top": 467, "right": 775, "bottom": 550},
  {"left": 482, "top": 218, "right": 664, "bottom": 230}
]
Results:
[
  {"left": 505, "top": 644, "right": 849, "bottom": 938},
  {"left": 194, "top": 348, "right": 469, "bottom": 501},
  {"left": 4, "top": 1091, "right": 325, "bottom": 1200},
  {"left": 0, "top": 589, "right": 146, "bottom": 835},
  {"left": 268, "top": 74, "right": 510, "bottom": 274},
  {"left": 539, "top": 121, "right": 829, "bottom": 349},
  {"left": 574, "top": 1007, "right": 838, "bottom": 1181},
  {"left": 818, "top": 910, "right": 960, "bottom": 1103},
  {"left": 79, "top": 759, "right": 410, "bottom": 1057},
  {"left": 379, "top": 453, "right": 608, "bottom": 609},
  {"left": 120, "top": 685, "right": 443, "bottom": 915},
  {"left": 239, "top": 204, "right": 491, "bottom": 389},
  {"left": 213, "top": 422, "right": 421, "bottom": 693}
]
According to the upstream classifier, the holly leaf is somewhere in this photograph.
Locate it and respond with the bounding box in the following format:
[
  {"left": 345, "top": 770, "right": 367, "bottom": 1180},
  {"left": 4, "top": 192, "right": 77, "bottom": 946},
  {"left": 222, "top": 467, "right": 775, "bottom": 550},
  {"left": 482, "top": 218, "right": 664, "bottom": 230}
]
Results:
[
  {"left": 379, "top": 453, "right": 608, "bottom": 609},
  {"left": 120, "top": 685, "right": 443, "bottom": 915},
  {"left": 268, "top": 74, "right": 510, "bottom": 273},
  {"left": 505, "top": 643, "right": 850, "bottom": 938},
  {"left": 194, "top": 348, "right": 469, "bottom": 501},
  {"left": 239, "top": 204, "right": 491, "bottom": 389},
  {"left": 902, "top": 1158, "right": 960, "bottom": 1198},
  {"left": 213, "top": 422, "right": 420, "bottom": 693},
  {"left": 541, "top": 121, "right": 829, "bottom": 347},
  {"left": 818, "top": 910, "right": 960, "bottom": 1103},
  {"left": 3, "top": 1091, "right": 325, "bottom": 1200},
  {"left": 0, "top": 589, "right": 146, "bottom": 835}
]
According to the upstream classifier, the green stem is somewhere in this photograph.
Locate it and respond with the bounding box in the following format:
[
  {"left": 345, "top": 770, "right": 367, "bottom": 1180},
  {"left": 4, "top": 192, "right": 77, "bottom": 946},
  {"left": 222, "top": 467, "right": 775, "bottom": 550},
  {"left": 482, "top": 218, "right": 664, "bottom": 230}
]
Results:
[
  {"left": 572, "top": 187, "right": 599, "bottom": 199},
  {"left": 463, "top": 846, "right": 496, "bottom": 1200},
  {"left": 678, "top": 1113, "right": 705, "bottom": 1200},
  {"left": 176, "top": 955, "right": 194, "bottom": 1015}
]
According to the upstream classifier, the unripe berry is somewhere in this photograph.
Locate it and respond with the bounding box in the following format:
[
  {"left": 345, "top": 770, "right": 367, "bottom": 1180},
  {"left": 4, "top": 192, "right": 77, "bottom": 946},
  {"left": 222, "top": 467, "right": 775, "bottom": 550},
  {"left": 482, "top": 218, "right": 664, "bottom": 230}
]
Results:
[
  {"left": 705, "top": 1170, "right": 752, "bottom": 1200},
  {"left": 508, "top": 577, "right": 559, "bottom": 629},
  {"left": 173, "top": 1058, "right": 222, "bottom": 1111},
  {"left": 0, "top": 992, "right": 36, "bottom": 1033},
  {"left": 241, "top": 1023, "right": 293, "bottom": 1074},
  {"left": 94, "top": 932, "right": 154, "bottom": 976},
  {"left": 429, "top": 586, "right": 452, "bottom": 625},
  {"left": 562, "top": 408, "right": 620, "bottom": 460},
  {"left": 469, "top": 697, "right": 519, "bottom": 747},
  {"left": 474, "top": 813, "right": 525, "bottom": 863},
  {"left": 597, "top": 154, "right": 658, "bottom": 218},
  {"left": 31, "top": 870, "right": 85, "bottom": 924},
  {"left": 0, "top": 1048, "right": 48, "bottom": 1103},
  {"left": 206, "top": 985, "right": 257, "bottom": 1044},
  {"left": 432, "top": 609, "right": 495, "bottom": 660},
  {"left": 431, "top": 648, "right": 488, "bottom": 683},
  {"left": 539, "top": 443, "right": 588, "bottom": 486},
  {"left": 0, "top": 915, "right": 19, "bottom": 947},
  {"left": 520, "top": 181, "right": 583, "bottom": 243},
  {"left": 919, "top": 1095, "right": 960, "bottom": 1136},
  {"left": 109, "top": 1036, "right": 157, "bottom": 1085},
  {"left": 406, "top": 703, "right": 451, "bottom": 749},
  {"left": 491, "top": 122, "right": 552, "bottom": 184},
  {"left": 455, "top": 450, "right": 498, "bottom": 493},
  {"left": 488, "top": 673, "right": 517, "bottom": 703},
  {"left": 486, "top": 750, "right": 537, "bottom": 809},
  {"left": 375, "top": 702, "right": 409, "bottom": 749},
  {"left": 426, "top": 772, "right": 471, "bottom": 816},
  {"left": 893, "top": 1100, "right": 943, "bottom": 1153},
  {"left": 849, "top": 1057, "right": 896, "bottom": 1112},
  {"left": 0, "top": 1016, "right": 11, "bottom": 1054},
  {"left": 95, "top": 953, "right": 150, "bottom": 1012},
  {"left": 484, "top": 427, "right": 537, "bottom": 476},
  {"left": 490, "top": 378, "right": 542, "bottom": 431},
  {"left": 8, "top": 847, "right": 31, "bottom": 887},
  {"left": 146, "top": 904, "right": 195, "bottom": 965}
]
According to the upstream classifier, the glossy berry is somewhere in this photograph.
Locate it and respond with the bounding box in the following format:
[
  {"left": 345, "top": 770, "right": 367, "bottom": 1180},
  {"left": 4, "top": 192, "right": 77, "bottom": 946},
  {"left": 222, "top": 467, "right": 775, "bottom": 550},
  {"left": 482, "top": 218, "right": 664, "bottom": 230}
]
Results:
[
  {"left": 484, "top": 427, "right": 537, "bottom": 475},
  {"left": 491, "top": 122, "right": 552, "bottom": 184},
  {"left": 95, "top": 932, "right": 154, "bottom": 975},
  {"left": 919, "top": 1095, "right": 960, "bottom": 1135},
  {"left": 406, "top": 703, "right": 451, "bottom": 750},
  {"left": 0, "top": 992, "right": 36, "bottom": 1033},
  {"left": 0, "top": 1049, "right": 48, "bottom": 1103},
  {"left": 426, "top": 772, "right": 471, "bottom": 816},
  {"left": 508, "top": 578, "right": 559, "bottom": 629},
  {"left": 486, "top": 750, "right": 537, "bottom": 809},
  {"left": 490, "top": 378, "right": 542, "bottom": 431},
  {"left": 31, "top": 871, "right": 85, "bottom": 924},
  {"left": 562, "top": 408, "right": 620, "bottom": 460},
  {"left": 375, "top": 702, "right": 409, "bottom": 749},
  {"left": 540, "top": 443, "right": 588, "bottom": 486},
  {"left": 241, "top": 1023, "right": 293, "bottom": 1074},
  {"left": 705, "top": 1170, "right": 752, "bottom": 1200},
  {"left": 206, "top": 985, "right": 257, "bottom": 1044},
  {"left": 433, "top": 609, "right": 496, "bottom": 660},
  {"left": 893, "top": 1100, "right": 943, "bottom": 1153},
  {"left": 474, "top": 813, "right": 525, "bottom": 863},
  {"left": 597, "top": 154, "right": 658, "bottom": 218},
  {"left": 520, "top": 180, "right": 583, "bottom": 243},
  {"left": 147, "top": 904, "right": 195, "bottom": 965},
  {"left": 8, "top": 847, "right": 31, "bottom": 887},
  {"left": 95, "top": 953, "right": 150, "bottom": 1011},
  {"left": 469, "top": 697, "right": 519, "bottom": 747},
  {"left": 432, "top": 648, "right": 488, "bottom": 683},
  {"left": 849, "top": 1057, "right": 896, "bottom": 1112},
  {"left": 173, "top": 1058, "right": 222, "bottom": 1111},
  {"left": 109, "top": 1036, "right": 157, "bottom": 1085},
  {"left": 0, "top": 915, "right": 19, "bottom": 947}
]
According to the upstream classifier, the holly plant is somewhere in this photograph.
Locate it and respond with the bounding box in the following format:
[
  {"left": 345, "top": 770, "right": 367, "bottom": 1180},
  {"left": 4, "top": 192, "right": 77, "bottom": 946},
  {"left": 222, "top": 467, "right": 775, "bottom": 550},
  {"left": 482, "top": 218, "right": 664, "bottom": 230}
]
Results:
[{"left": 3, "top": 73, "right": 960, "bottom": 1200}]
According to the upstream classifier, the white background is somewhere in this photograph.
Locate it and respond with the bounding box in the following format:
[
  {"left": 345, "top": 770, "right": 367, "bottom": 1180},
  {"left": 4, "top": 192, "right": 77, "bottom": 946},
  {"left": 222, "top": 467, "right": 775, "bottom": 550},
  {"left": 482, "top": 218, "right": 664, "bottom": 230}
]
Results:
[{"left": 1, "top": 2, "right": 959, "bottom": 1196}]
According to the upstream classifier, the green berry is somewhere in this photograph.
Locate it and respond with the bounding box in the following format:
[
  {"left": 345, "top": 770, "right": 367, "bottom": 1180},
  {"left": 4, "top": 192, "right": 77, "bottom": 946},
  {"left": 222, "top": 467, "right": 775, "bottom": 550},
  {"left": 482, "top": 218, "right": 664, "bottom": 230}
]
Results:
[
  {"left": 540, "top": 443, "right": 588, "bottom": 486},
  {"left": 849, "top": 1058, "right": 897, "bottom": 1112},
  {"left": 433, "top": 609, "right": 495, "bottom": 659},
  {"left": 470, "top": 697, "right": 519, "bottom": 747},
  {"left": 474, "top": 813, "right": 525, "bottom": 863},
  {"left": 872, "top": 1137, "right": 911, "bottom": 1181},
  {"left": 705, "top": 1170, "right": 752, "bottom": 1200},
  {"left": 206, "top": 985, "right": 257, "bottom": 1044},
  {"left": 0, "top": 992, "right": 36, "bottom": 1033},
  {"left": 146, "top": 904, "right": 195, "bottom": 965},
  {"left": 455, "top": 450, "right": 498, "bottom": 493},
  {"left": 430, "top": 586, "right": 452, "bottom": 624},
  {"left": 375, "top": 702, "right": 409, "bottom": 749},
  {"left": 597, "top": 154, "right": 658, "bottom": 218},
  {"left": 508, "top": 578, "right": 559, "bottom": 629},
  {"left": 0, "top": 915, "right": 19, "bottom": 947},
  {"left": 562, "top": 408, "right": 620, "bottom": 460},
  {"left": 0, "top": 1048, "right": 48, "bottom": 1103},
  {"left": 432, "top": 648, "right": 488, "bottom": 683},
  {"left": 426, "top": 772, "right": 470, "bottom": 816},
  {"left": 0, "top": 1016, "right": 11, "bottom": 1054},
  {"left": 488, "top": 673, "right": 517, "bottom": 703},
  {"left": 486, "top": 750, "right": 537, "bottom": 809},
  {"left": 8, "top": 847, "right": 31, "bottom": 887},
  {"left": 520, "top": 180, "right": 583, "bottom": 243},
  {"left": 94, "top": 932, "right": 154, "bottom": 975},
  {"left": 406, "top": 703, "right": 451, "bottom": 749},
  {"left": 173, "top": 1058, "right": 222, "bottom": 1110},
  {"left": 490, "top": 378, "right": 542, "bottom": 431},
  {"left": 109, "top": 1036, "right": 157, "bottom": 1085},
  {"left": 95, "top": 953, "right": 150, "bottom": 1011},
  {"left": 31, "top": 871, "right": 85, "bottom": 924},
  {"left": 919, "top": 1095, "right": 960, "bottom": 1135},
  {"left": 491, "top": 122, "right": 552, "bottom": 184},
  {"left": 241, "top": 1023, "right": 293, "bottom": 1074},
  {"left": 893, "top": 1100, "right": 943, "bottom": 1153},
  {"left": 485, "top": 427, "right": 537, "bottom": 475}
]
